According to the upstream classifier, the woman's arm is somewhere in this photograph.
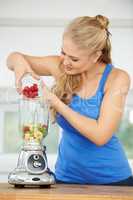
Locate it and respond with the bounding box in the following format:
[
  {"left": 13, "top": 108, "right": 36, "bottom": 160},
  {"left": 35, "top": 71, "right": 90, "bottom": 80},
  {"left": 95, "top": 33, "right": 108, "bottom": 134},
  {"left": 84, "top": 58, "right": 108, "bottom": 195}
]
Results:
[
  {"left": 48, "top": 70, "right": 131, "bottom": 146},
  {"left": 7, "top": 52, "right": 62, "bottom": 92}
]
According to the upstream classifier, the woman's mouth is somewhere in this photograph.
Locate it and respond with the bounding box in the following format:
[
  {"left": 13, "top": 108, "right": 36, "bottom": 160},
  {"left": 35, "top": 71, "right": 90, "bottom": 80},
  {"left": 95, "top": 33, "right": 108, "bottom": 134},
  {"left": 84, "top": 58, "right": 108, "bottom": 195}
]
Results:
[{"left": 65, "top": 66, "right": 73, "bottom": 71}]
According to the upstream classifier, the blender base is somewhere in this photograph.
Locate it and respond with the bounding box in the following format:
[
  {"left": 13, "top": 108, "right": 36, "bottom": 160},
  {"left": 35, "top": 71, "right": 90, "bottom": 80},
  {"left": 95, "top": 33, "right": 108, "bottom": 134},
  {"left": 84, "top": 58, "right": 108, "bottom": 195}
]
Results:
[{"left": 8, "top": 169, "right": 55, "bottom": 188}]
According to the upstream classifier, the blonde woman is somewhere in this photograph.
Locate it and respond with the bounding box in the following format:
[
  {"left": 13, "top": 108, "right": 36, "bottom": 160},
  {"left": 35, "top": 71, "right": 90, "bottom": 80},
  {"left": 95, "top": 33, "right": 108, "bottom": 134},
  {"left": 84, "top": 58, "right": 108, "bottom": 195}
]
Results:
[{"left": 7, "top": 15, "right": 133, "bottom": 186}]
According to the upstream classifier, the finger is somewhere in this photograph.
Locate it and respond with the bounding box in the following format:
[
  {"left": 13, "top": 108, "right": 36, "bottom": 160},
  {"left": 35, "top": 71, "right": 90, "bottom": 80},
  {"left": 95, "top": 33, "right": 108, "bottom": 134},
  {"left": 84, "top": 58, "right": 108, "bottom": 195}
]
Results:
[
  {"left": 41, "top": 80, "right": 45, "bottom": 87},
  {"left": 14, "top": 70, "right": 25, "bottom": 93},
  {"left": 41, "top": 81, "right": 50, "bottom": 102},
  {"left": 41, "top": 80, "right": 48, "bottom": 92},
  {"left": 42, "top": 84, "right": 47, "bottom": 95},
  {"left": 15, "top": 78, "right": 22, "bottom": 94}
]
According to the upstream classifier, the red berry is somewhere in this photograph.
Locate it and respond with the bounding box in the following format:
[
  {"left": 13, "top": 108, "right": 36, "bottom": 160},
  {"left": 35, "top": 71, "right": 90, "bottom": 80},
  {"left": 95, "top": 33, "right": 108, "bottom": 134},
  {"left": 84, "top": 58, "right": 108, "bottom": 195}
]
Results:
[
  {"left": 33, "top": 83, "right": 38, "bottom": 88},
  {"left": 22, "top": 86, "right": 30, "bottom": 97},
  {"left": 22, "top": 90, "right": 28, "bottom": 97},
  {"left": 33, "top": 91, "right": 38, "bottom": 97},
  {"left": 30, "top": 85, "right": 37, "bottom": 92},
  {"left": 30, "top": 86, "right": 34, "bottom": 92},
  {"left": 23, "top": 126, "right": 30, "bottom": 133},
  {"left": 22, "top": 84, "right": 38, "bottom": 98},
  {"left": 23, "top": 86, "right": 30, "bottom": 91},
  {"left": 42, "top": 124, "right": 48, "bottom": 129},
  {"left": 32, "top": 84, "right": 38, "bottom": 92},
  {"left": 30, "top": 93, "right": 36, "bottom": 98}
]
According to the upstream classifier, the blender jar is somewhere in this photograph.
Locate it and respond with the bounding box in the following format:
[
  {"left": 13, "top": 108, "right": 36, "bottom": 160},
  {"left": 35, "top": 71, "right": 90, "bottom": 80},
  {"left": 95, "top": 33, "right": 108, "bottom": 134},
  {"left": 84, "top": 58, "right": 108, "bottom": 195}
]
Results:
[
  {"left": 19, "top": 74, "right": 49, "bottom": 148},
  {"left": 19, "top": 97, "right": 49, "bottom": 146}
]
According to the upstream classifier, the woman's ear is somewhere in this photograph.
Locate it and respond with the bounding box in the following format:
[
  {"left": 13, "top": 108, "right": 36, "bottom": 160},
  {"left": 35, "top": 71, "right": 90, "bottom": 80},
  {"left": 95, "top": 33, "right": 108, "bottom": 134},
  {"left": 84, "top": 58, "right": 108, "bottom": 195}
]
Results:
[{"left": 93, "top": 51, "right": 102, "bottom": 63}]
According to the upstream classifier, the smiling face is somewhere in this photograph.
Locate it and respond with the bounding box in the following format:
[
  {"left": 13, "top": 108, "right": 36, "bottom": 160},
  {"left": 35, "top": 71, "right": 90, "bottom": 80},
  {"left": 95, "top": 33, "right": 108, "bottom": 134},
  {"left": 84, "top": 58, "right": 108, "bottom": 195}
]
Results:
[{"left": 60, "top": 37, "right": 101, "bottom": 75}]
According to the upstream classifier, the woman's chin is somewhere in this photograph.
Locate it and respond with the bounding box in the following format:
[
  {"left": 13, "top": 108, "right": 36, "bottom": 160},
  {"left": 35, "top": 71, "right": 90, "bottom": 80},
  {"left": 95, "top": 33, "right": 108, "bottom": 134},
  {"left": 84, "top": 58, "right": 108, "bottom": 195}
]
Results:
[
  {"left": 65, "top": 70, "right": 76, "bottom": 75},
  {"left": 64, "top": 68, "right": 73, "bottom": 74},
  {"left": 64, "top": 67, "right": 80, "bottom": 75}
]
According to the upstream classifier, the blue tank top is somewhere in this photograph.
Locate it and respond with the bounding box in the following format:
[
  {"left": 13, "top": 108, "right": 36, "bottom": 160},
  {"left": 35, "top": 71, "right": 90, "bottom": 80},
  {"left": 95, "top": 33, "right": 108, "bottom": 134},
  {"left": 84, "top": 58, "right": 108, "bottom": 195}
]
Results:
[{"left": 55, "top": 63, "right": 132, "bottom": 184}]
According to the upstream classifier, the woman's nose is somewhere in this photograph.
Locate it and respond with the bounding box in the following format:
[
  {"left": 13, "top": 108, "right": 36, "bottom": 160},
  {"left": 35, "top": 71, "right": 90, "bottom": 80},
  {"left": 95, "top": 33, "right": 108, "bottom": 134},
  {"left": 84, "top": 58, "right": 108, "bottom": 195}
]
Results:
[{"left": 63, "top": 56, "right": 70, "bottom": 66}]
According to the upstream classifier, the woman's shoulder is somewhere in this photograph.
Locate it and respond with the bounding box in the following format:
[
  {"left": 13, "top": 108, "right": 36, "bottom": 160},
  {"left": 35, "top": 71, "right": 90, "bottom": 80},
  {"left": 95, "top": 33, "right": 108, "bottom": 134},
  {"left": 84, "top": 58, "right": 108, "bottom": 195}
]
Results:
[
  {"left": 112, "top": 66, "right": 130, "bottom": 85},
  {"left": 105, "top": 66, "right": 131, "bottom": 93}
]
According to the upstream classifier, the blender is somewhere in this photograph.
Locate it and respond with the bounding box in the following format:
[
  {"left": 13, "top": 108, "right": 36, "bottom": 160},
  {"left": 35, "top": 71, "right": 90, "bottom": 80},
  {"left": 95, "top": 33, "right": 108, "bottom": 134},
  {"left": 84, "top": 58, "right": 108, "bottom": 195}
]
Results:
[{"left": 8, "top": 80, "right": 55, "bottom": 187}]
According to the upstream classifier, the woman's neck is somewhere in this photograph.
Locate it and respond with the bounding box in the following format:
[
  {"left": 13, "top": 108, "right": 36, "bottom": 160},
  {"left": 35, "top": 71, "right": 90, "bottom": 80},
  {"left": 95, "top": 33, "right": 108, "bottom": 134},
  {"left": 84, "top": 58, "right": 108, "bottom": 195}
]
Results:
[{"left": 81, "top": 62, "right": 106, "bottom": 84}]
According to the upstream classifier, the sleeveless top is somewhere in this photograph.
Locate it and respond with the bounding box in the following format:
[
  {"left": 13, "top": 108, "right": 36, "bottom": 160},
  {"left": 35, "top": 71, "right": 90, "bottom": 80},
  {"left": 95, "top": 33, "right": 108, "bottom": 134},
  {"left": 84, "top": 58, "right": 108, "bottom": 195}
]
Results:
[{"left": 55, "top": 63, "right": 132, "bottom": 184}]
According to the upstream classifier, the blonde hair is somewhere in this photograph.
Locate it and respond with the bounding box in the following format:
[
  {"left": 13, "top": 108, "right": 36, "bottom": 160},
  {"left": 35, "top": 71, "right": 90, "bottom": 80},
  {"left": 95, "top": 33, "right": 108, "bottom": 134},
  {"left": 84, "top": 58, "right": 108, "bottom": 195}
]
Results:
[{"left": 50, "top": 15, "right": 112, "bottom": 122}]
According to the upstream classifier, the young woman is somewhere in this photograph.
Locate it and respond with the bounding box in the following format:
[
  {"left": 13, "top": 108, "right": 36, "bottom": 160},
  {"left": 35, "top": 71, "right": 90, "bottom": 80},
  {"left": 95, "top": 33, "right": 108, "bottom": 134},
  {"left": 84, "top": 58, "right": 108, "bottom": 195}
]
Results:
[{"left": 7, "top": 15, "right": 133, "bottom": 186}]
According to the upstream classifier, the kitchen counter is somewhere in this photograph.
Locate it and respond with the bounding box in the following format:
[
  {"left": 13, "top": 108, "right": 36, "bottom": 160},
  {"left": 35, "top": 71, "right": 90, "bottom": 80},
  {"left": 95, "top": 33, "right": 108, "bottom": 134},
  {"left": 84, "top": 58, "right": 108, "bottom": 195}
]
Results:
[{"left": 0, "top": 183, "right": 133, "bottom": 200}]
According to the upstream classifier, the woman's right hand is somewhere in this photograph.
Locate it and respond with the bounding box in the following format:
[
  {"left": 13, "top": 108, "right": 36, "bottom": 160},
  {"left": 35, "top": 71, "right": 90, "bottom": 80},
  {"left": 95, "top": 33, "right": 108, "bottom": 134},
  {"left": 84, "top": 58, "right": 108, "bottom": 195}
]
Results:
[{"left": 7, "top": 52, "right": 40, "bottom": 93}]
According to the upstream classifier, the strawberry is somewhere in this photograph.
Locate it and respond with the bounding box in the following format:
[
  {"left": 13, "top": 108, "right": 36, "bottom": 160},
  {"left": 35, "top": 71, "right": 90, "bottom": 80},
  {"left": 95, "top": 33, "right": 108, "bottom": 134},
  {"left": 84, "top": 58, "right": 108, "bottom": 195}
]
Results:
[
  {"left": 22, "top": 86, "right": 30, "bottom": 95},
  {"left": 30, "top": 84, "right": 38, "bottom": 92},
  {"left": 22, "top": 84, "right": 39, "bottom": 98},
  {"left": 23, "top": 126, "right": 30, "bottom": 133},
  {"left": 42, "top": 124, "right": 48, "bottom": 129},
  {"left": 33, "top": 84, "right": 38, "bottom": 91}
]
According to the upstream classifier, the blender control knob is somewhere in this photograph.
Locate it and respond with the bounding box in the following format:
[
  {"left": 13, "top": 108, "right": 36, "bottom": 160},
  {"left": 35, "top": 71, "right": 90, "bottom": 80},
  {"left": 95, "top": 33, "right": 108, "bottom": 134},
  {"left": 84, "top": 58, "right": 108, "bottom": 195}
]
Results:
[
  {"left": 33, "top": 161, "right": 42, "bottom": 168},
  {"left": 33, "top": 155, "right": 40, "bottom": 160}
]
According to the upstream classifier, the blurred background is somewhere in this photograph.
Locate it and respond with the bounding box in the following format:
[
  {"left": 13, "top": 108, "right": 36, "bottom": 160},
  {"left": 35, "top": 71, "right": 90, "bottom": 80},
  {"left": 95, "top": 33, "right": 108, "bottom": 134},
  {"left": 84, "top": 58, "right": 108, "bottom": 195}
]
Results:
[{"left": 0, "top": 0, "right": 133, "bottom": 182}]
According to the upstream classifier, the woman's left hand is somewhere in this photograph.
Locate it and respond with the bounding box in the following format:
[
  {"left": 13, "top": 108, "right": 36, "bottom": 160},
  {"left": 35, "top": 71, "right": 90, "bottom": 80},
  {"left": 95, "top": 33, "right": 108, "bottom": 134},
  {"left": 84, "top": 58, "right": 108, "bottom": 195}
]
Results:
[{"left": 42, "top": 81, "right": 58, "bottom": 108}]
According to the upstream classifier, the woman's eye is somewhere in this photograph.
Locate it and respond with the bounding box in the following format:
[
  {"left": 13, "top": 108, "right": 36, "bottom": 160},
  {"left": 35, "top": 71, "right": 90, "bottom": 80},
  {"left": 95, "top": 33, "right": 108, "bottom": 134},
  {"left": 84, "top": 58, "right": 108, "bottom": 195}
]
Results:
[
  {"left": 60, "top": 51, "right": 79, "bottom": 62},
  {"left": 71, "top": 59, "right": 78, "bottom": 62}
]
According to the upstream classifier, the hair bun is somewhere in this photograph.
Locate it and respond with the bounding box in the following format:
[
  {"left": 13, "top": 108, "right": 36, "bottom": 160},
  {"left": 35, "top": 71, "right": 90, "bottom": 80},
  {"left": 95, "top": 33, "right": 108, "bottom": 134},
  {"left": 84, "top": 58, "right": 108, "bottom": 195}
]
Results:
[{"left": 95, "top": 15, "right": 109, "bottom": 29}]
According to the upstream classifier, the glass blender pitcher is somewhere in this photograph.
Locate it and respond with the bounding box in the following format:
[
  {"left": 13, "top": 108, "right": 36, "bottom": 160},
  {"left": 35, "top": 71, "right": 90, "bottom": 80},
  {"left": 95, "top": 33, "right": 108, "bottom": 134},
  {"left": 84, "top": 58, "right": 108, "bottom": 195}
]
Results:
[
  {"left": 20, "top": 97, "right": 49, "bottom": 149},
  {"left": 8, "top": 77, "right": 55, "bottom": 187}
]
